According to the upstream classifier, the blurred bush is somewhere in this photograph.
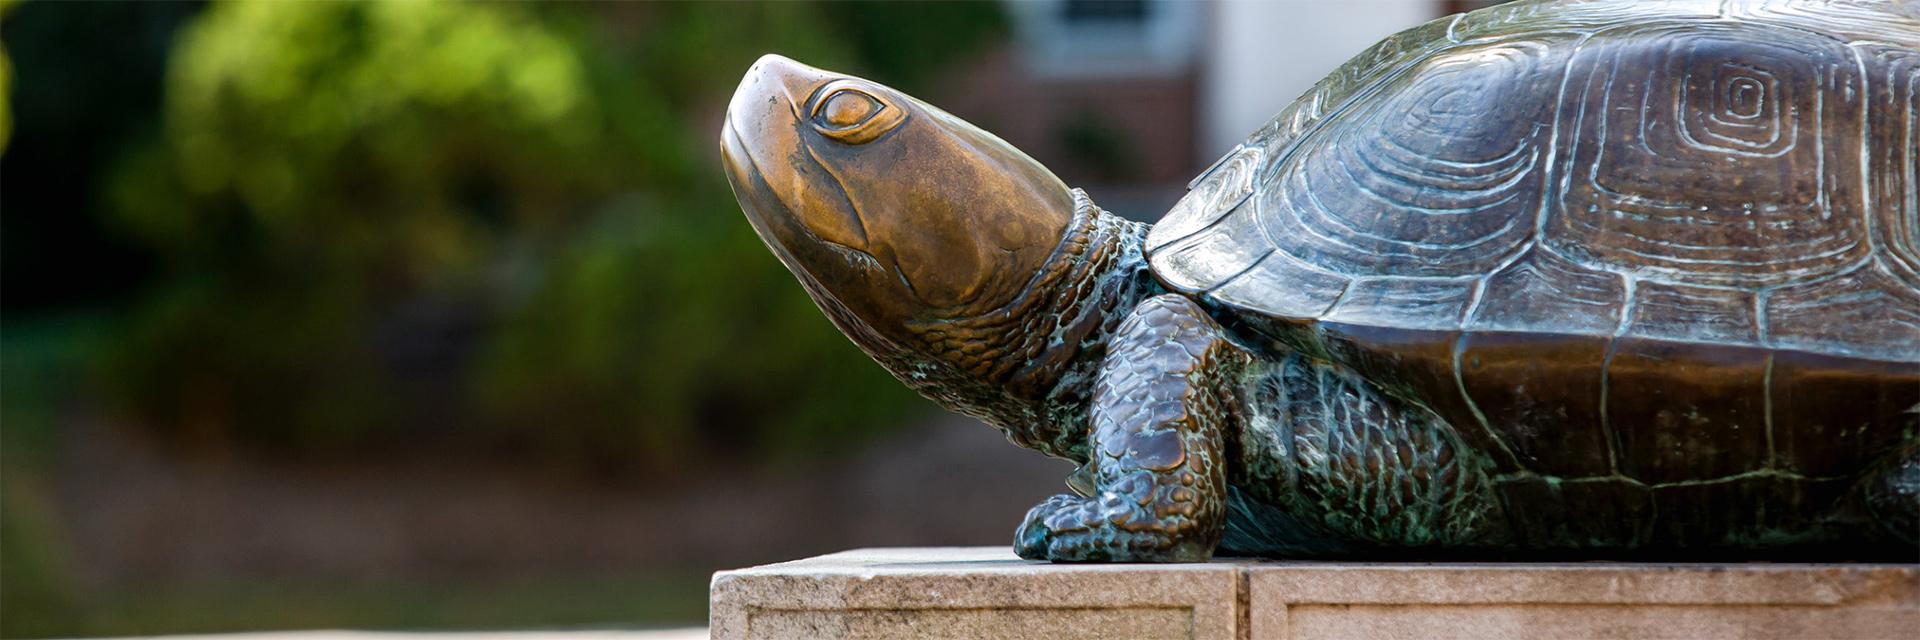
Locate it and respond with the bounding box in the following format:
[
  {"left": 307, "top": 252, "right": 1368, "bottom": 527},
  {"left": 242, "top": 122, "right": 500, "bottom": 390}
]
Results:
[
  {"left": 3, "top": 2, "right": 1005, "bottom": 633},
  {"left": 37, "top": 0, "right": 1007, "bottom": 470}
]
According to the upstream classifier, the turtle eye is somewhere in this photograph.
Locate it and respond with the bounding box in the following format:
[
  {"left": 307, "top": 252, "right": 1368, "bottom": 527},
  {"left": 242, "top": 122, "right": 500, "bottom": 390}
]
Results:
[
  {"left": 820, "top": 90, "right": 881, "bottom": 128},
  {"left": 809, "top": 84, "right": 906, "bottom": 144}
]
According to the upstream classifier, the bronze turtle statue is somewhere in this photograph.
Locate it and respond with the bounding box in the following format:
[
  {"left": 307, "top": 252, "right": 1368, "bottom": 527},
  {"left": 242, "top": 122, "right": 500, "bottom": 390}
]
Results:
[{"left": 720, "top": 0, "right": 1920, "bottom": 562}]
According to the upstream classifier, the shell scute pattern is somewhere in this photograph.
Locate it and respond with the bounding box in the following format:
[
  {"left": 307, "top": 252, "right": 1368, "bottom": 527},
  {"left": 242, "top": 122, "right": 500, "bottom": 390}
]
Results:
[
  {"left": 1626, "top": 281, "right": 1758, "bottom": 343},
  {"left": 1143, "top": 0, "right": 1920, "bottom": 487},
  {"left": 1208, "top": 251, "right": 1348, "bottom": 322},
  {"left": 1323, "top": 277, "right": 1477, "bottom": 331},
  {"left": 1861, "top": 44, "right": 1920, "bottom": 282},
  {"left": 1457, "top": 330, "right": 1615, "bottom": 476},
  {"left": 1258, "top": 36, "right": 1569, "bottom": 280},
  {"left": 1149, "top": 3, "right": 1920, "bottom": 365},
  {"left": 1151, "top": 189, "right": 1269, "bottom": 294},
  {"left": 1146, "top": 13, "right": 1461, "bottom": 258},
  {"left": 1544, "top": 22, "right": 1870, "bottom": 289},
  {"left": 1766, "top": 265, "right": 1920, "bottom": 353},
  {"left": 1606, "top": 340, "right": 1772, "bottom": 483},
  {"left": 1467, "top": 248, "right": 1625, "bottom": 336}
]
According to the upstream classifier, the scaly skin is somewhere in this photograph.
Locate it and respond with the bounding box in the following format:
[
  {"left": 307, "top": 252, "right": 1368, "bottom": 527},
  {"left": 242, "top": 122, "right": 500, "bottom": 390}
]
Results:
[
  {"left": 869, "top": 191, "right": 1157, "bottom": 463},
  {"left": 1014, "top": 293, "right": 1505, "bottom": 561},
  {"left": 1232, "top": 354, "right": 1501, "bottom": 553},
  {"left": 1017, "top": 295, "right": 1242, "bottom": 562}
]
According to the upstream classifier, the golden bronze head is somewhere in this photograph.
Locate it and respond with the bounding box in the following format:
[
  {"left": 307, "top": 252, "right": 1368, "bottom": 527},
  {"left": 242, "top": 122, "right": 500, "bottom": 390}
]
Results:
[{"left": 720, "top": 55, "right": 1075, "bottom": 339}]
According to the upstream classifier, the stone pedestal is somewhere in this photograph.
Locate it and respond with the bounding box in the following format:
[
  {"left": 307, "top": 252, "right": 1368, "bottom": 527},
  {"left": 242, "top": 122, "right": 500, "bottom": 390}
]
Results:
[{"left": 710, "top": 547, "right": 1918, "bottom": 639}]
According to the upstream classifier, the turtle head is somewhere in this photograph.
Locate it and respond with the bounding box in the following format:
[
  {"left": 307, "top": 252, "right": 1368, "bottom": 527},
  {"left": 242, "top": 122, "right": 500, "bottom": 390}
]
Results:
[{"left": 720, "top": 54, "right": 1075, "bottom": 344}]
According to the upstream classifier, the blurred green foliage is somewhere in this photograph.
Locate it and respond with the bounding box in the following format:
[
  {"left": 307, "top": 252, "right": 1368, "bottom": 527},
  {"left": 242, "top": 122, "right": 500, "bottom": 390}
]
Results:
[
  {"left": 94, "top": 0, "right": 1006, "bottom": 469},
  {"left": 2, "top": 1, "right": 1005, "bottom": 636}
]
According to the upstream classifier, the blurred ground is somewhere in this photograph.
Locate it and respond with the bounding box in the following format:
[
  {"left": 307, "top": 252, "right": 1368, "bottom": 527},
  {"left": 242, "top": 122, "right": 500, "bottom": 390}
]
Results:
[
  {"left": 57, "top": 414, "right": 1066, "bottom": 590},
  {"left": 17, "top": 408, "right": 1066, "bottom": 635}
]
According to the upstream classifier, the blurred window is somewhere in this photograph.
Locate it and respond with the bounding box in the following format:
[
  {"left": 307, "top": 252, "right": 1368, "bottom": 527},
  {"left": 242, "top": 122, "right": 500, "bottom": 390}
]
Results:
[
  {"left": 1006, "top": 0, "right": 1200, "bottom": 78},
  {"left": 1061, "top": 0, "right": 1150, "bottom": 23}
]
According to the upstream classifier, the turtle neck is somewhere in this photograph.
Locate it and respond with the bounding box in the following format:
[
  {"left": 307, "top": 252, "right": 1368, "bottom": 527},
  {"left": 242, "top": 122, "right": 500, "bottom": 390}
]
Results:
[{"left": 886, "top": 190, "right": 1159, "bottom": 462}]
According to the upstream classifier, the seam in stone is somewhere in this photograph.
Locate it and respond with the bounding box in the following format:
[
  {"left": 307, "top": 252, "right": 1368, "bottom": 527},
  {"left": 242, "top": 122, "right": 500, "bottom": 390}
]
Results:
[{"left": 1236, "top": 565, "right": 1252, "bottom": 640}]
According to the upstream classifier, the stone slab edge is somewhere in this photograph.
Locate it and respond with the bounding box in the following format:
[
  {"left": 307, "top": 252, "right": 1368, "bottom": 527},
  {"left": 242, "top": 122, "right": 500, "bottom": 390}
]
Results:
[{"left": 710, "top": 547, "right": 1919, "bottom": 640}]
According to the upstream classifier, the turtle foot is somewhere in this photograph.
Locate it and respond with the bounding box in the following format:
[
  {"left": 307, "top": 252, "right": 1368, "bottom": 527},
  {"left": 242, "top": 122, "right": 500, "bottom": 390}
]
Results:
[{"left": 1015, "top": 490, "right": 1213, "bottom": 563}]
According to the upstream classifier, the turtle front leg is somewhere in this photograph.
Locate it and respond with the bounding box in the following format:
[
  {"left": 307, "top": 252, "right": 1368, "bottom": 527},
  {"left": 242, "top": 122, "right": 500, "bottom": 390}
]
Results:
[{"left": 1016, "top": 294, "right": 1246, "bottom": 562}]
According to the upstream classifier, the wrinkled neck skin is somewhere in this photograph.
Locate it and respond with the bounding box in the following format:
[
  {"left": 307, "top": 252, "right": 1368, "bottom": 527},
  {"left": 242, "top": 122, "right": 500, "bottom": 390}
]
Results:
[{"left": 864, "top": 191, "right": 1158, "bottom": 462}]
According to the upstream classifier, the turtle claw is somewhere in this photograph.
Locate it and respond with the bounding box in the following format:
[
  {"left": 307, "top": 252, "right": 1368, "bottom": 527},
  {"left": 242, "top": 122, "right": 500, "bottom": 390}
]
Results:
[
  {"left": 1014, "top": 495, "right": 1074, "bottom": 560},
  {"left": 1013, "top": 490, "right": 1215, "bottom": 563},
  {"left": 1013, "top": 493, "right": 1107, "bottom": 562}
]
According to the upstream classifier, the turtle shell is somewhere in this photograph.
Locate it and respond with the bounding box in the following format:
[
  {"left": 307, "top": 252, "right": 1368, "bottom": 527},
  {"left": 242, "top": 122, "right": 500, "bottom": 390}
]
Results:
[{"left": 1146, "top": 0, "right": 1920, "bottom": 510}]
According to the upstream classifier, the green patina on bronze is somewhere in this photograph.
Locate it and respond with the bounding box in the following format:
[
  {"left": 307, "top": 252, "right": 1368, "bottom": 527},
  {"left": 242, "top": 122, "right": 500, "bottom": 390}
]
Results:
[{"left": 721, "top": 0, "right": 1920, "bottom": 562}]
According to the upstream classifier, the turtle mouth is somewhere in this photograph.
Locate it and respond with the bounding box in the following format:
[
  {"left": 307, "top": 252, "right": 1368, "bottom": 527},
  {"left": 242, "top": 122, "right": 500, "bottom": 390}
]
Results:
[
  {"left": 722, "top": 115, "right": 893, "bottom": 312},
  {"left": 722, "top": 108, "right": 885, "bottom": 270},
  {"left": 721, "top": 54, "right": 880, "bottom": 267},
  {"left": 723, "top": 116, "right": 907, "bottom": 356},
  {"left": 721, "top": 117, "right": 792, "bottom": 261}
]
